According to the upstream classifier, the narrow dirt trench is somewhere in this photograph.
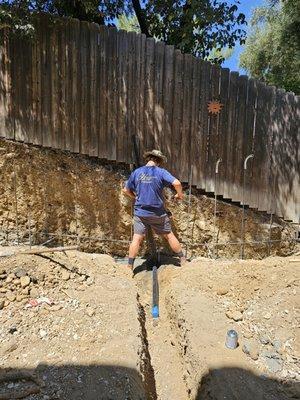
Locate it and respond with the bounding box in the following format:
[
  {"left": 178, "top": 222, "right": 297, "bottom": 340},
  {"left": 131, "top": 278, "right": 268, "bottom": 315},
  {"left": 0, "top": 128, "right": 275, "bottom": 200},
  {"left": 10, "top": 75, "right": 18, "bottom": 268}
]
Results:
[{"left": 135, "top": 266, "right": 189, "bottom": 400}]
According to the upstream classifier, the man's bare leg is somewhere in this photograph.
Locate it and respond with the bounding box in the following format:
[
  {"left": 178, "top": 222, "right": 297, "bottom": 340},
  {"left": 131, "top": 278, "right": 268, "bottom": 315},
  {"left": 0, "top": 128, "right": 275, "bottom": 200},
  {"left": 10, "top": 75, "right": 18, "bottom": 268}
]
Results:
[
  {"left": 163, "top": 232, "right": 187, "bottom": 266},
  {"left": 127, "top": 234, "right": 144, "bottom": 271}
]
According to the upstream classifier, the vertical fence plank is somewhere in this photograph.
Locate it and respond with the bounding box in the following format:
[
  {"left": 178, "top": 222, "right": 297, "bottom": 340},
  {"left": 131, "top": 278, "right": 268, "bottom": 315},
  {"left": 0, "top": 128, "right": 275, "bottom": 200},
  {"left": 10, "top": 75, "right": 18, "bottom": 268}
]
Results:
[
  {"left": 107, "top": 28, "right": 118, "bottom": 161},
  {"left": 39, "top": 17, "right": 51, "bottom": 147},
  {"left": 243, "top": 78, "right": 257, "bottom": 207},
  {"left": 116, "top": 30, "right": 127, "bottom": 163},
  {"left": 31, "top": 24, "right": 42, "bottom": 145},
  {"left": 79, "top": 21, "right": 90, "bottom": 154},
  {"left": 180, "top": 53, "right": 193, "bottom": 182},
  {"left": 0, "top": 30, "right": 14, "bottom": 139},
  {"left": 217, "top": 67, "right": 230, "bottom": 195},
  {"left": 162, "top": 45, "right": 175, "bottom": 170},
  {"left": 223, "top": 71, "right": 238, "bottom": 199},
  {"left": 153, "top": 41, "right": 165, "bottom": 151},
  {"left": 137, "top": 34, "right": 146, "bottom": 157},
  {"left": 88, "top": 23, "right": 99, "bottom": 157},
  {"left": 190, "top": 58, "right": 202, "bottom": 187},
  {"left": 205, "top": 64, "right": 221, "bottom": 193},
  {"left": 197, "top": 61, "right": 211, "bottom": 189},
  {"left": 231, "top": 75, "right": 248, "bottom": 201},
  {"left": 171, "top": 50, "right": 183, "bottom": 178},
  {"left": 98, "top": 25, "right": 108, "bottom": 159},
  {"left": 144, "top": 38, "right": 155, "bottom": 152},
  {"left": 57, "top": 20, "right": 67, "bottom": 150}
]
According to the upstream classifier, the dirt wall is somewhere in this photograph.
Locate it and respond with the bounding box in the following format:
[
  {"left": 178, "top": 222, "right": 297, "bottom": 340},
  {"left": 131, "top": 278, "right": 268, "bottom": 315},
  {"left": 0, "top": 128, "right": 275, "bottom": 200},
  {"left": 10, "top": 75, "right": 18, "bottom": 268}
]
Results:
[{"left": 0, "top": 138, "right": 296, "bottom": 259}]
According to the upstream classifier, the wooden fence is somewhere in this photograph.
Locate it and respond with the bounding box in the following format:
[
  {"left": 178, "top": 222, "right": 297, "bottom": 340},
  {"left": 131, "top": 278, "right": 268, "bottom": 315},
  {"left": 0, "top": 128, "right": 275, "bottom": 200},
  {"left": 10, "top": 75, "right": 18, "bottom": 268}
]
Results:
[{"left": 0, "top": 18, "right": 299, "bottom": 223}]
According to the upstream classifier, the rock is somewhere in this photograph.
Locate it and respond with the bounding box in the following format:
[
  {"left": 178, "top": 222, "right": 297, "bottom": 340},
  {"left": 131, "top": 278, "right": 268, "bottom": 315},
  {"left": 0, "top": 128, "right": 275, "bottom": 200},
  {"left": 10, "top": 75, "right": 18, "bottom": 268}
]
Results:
[
  {"left": 259, "top": 334, "right": 270, "bottom": 345},
  {"left": 61, "top": 270, "right": 70, "bottom": 281},
  {"left": 272, "top": 339, "right": 284, "bottom": 354},
  {"left": 20, "top": 276, "right": 30, "bottom": 288},
  {"left": 0, "top": 299, "right": 4, "bottom": 310},
  {"left": 16, "top": 294, "right": 25, "bottom": 302},
  {"left": 243, "top": 331, "right": 253, "bottom": 339},
  {"left": 86, "top": 277, "right": 94, "bottom": 286},
  {"left": 6, "top": 292, "right": 16, "bottom": 302},
  {"left": 0, "top": 287, "right": 7, "bottom": 293},
  {"left": 226, "top": 310, "right": 243, "bottom": 322},
  {"left": 22, "top": 287, "right": 30, "bottom": 295},
  {"left": 265, "top": 357, "right": 282, "bottom": 373},
  {"left": 242, "top": 340, "right": 260, "bottom": 360},
  {"left": 15, "top": 268, "right": 27, "bottom": 278},
  {"left": 50, "top": 304, "right": 62, "bottom": 311},
  {"left": 39, "top": 329, "right": 47, "bottom": 339},
  {"left": 86, "top": 308, "right": 95, "bottom": 317},
  {"left": 29, "top": 287, "right": 39, "bottom": 298},
  {"left": 8, "top": 326, "right": 17, "bottom": 334},
  {"left": 216, "top": 286, "right": 229, "bottom": 295},
  {"left": 13, "top": 278, "right": 20, "bottom": 286},
  {"left": 263, "top": 312, "right": 271, "bottom": 320}
]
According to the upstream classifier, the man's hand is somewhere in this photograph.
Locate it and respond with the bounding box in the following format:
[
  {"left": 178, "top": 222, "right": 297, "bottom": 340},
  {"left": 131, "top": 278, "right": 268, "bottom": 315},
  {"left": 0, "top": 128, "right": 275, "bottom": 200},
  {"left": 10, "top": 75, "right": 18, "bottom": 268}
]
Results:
[
  {"left": 174, "top": 193, "right": 184, "bottom": 200},
  {"left": 122, "top": 187, "right": 136, "bottom": 200},
  {"left": 172, "top": 179, "right": 184, "bottom": 201}
]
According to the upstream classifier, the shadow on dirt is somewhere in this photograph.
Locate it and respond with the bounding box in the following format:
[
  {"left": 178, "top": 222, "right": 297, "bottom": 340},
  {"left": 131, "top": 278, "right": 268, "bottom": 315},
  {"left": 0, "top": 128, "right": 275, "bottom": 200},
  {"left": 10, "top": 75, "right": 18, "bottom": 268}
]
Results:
[
  {"left": 1, "top": 364, "right": 299, "bottom": 400},
  {"left": 0, "top": 364, "right": 152, "bottom": 400},
  {"left": 195, "top": 367, "right": 299, "bottom": 400}
]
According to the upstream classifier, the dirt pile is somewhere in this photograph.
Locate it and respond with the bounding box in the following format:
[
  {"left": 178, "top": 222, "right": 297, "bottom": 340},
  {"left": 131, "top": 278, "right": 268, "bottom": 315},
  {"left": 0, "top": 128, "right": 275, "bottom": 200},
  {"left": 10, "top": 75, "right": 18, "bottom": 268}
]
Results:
[
  {"left": 151, "top": 255, "right": 300, "bottom": 399},
  {"left": 0, "top": 138, "right": 296, "bottom": 259},
  {"left": 0, "top": 248, "right": 299, "bottom": 399},
  {"left": 0, "top": 249, "right": 151, "bottom": 399}
]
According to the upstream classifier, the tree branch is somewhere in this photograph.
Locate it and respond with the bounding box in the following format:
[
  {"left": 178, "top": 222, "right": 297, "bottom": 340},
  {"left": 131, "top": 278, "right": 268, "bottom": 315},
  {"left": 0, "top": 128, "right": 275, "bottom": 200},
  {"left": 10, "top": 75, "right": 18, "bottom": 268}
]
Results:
[{"left": 132, "top": 0, "right": 150, "bottom": 37}]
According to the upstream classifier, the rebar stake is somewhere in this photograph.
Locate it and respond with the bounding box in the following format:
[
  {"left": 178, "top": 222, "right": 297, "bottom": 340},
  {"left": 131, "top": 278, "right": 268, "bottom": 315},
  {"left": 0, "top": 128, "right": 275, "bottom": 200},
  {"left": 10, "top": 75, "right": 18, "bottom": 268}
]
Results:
[
  {"left": 213, "top": 158, "right": 222, "bottom": 258},
  {"left": 240, "top": 154, "right": 254, "bottom": 259},
  {"left": 12, "top": 170, "right": 19, "bottom": 245},
  {"left": 185, "top": 166, "right": 193, "bottom": 258}
]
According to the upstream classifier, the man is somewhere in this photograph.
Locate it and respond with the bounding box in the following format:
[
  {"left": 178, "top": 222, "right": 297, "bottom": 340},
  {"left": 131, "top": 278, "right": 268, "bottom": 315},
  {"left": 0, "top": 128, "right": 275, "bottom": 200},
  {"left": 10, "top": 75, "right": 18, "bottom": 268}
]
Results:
[{"left": 123, "top": 149, "right": 186, "bottom": 272}]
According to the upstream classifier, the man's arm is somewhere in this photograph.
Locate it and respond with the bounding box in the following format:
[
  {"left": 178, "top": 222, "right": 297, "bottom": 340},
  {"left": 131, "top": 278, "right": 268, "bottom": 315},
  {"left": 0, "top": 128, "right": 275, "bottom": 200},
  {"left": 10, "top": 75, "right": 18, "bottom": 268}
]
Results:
[
  {"left": 172, "top": 179, "right": 184, "bottom": 200},
  {"left": 122, "top": 187, "right": 136, "bottom": 200}
]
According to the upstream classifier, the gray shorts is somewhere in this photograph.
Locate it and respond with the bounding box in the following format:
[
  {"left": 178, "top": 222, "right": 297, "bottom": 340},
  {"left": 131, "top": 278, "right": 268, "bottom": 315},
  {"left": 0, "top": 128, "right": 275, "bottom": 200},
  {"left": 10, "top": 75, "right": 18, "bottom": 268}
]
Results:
[{"left": 134, "top": 214, "right": 171, "bottom": 236}]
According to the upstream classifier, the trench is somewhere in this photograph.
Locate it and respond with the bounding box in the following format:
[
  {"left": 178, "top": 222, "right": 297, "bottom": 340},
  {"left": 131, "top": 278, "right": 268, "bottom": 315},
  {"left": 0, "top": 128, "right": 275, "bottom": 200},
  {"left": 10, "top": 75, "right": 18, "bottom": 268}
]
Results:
[
  {"left": 136, "top": 294, "right": 158, "bottom": 400},
  {"left": 134, "top": 265, "right": 191, "bottom": 400}
]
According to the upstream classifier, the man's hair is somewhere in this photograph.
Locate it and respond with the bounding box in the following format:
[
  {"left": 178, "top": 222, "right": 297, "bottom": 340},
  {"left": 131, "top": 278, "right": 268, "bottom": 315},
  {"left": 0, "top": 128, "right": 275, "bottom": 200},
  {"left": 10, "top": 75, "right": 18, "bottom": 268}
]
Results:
[{"left": 145, "top": 155, "right": 163, "bottom": 165}]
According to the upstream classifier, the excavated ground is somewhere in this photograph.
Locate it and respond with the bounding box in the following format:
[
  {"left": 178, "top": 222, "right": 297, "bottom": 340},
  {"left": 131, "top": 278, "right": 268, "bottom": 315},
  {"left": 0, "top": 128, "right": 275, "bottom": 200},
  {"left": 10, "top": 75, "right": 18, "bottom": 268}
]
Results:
[
  {"left": 0, "top": 249, "right": 299, "bottom": 399},
  {"left": 0, "top": 138, "right": 296, "bottom": 259}
]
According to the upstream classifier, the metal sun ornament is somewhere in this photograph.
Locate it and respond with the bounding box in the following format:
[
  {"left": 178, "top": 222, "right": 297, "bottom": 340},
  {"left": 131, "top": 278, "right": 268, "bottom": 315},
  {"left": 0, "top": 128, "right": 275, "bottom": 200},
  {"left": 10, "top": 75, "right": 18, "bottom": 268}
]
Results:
[{"left": 207, "top": 100, "right": 223, "bottom": 115}]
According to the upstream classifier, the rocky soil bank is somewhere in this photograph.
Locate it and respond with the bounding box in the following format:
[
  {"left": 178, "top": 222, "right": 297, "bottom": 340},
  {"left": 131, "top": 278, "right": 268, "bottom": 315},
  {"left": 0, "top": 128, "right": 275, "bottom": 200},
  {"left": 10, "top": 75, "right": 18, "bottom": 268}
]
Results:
[{"left": 0, "top": 138, "right": 297, "bottom": 259}]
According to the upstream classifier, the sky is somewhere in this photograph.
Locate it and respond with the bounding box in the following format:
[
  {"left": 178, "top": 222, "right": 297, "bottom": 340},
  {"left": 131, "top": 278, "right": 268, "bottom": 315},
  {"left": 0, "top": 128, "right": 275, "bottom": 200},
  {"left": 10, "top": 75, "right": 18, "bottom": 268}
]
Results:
[{"left": 223, "top": 0, "right": 266, "bottom": 73}]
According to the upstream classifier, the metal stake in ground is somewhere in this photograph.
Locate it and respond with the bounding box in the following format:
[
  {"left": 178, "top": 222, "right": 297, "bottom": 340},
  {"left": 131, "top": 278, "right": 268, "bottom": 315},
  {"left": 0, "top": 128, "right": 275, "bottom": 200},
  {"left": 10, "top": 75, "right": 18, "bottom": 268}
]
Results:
[
  {"left": 12, "top": 170, "right": 19, "bottom": 245},
  {"left": 240, "top": 154, "right": 254, "bottom": 259},
  {"left": 213, "top": 158, "right": 222, "bottom": 258},
  {"left": 185, "top": 166, "right": 193, "bottom": 258}
]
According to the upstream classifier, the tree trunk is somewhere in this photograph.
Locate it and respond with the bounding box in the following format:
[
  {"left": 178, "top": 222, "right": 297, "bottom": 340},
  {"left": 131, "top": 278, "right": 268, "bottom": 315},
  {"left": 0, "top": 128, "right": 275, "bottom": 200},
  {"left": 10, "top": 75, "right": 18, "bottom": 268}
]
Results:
[{"left": 132, "top": 0, "right": 151, "bottom": 37}]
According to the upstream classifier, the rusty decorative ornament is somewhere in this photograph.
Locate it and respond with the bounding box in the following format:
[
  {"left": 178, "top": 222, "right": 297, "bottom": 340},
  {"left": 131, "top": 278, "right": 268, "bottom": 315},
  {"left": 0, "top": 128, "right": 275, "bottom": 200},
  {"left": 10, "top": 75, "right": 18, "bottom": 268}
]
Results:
[{"left": 207, "top": 100, "right": 223, "bottom": 115}]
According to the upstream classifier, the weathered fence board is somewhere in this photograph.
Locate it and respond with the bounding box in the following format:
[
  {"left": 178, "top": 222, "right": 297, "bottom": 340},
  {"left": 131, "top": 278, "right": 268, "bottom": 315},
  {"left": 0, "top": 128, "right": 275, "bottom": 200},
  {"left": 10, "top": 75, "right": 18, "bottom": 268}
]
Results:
[
  {"left": 0, "top": 20, "right": 299, "bottom": 223},
  {"left": 217, "top": 67, "right": 230, "bottom": 196}
]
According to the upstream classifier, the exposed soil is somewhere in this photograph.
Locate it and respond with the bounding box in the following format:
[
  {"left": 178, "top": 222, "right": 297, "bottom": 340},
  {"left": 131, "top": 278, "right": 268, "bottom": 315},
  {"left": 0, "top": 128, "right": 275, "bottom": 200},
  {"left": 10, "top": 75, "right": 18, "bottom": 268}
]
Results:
[
  {"left": 0, "top": 249, "right": 299, "bottom": 399},
  {"left": 0, "top": 138, "right": 297, "bottom": 260}
]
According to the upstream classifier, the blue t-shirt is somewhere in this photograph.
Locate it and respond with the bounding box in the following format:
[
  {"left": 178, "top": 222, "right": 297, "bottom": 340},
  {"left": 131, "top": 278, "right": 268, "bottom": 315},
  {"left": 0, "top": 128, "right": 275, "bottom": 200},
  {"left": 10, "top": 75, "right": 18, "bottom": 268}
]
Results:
[{"left": 126, "top": 166, "right": 176, "bottom": 217}]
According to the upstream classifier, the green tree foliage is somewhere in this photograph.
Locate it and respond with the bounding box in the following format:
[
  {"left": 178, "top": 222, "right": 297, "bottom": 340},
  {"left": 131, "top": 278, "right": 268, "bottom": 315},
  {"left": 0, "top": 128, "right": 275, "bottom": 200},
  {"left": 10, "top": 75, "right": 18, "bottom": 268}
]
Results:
[
  {"left": 239, "top": 0, "right": 300, "bottom": 94},
  {"left": 0, "top": 0, "right": 246, "bottom": 64},
  {"left": 117, "top": 13, "right": 140, "bottom": 33}
]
